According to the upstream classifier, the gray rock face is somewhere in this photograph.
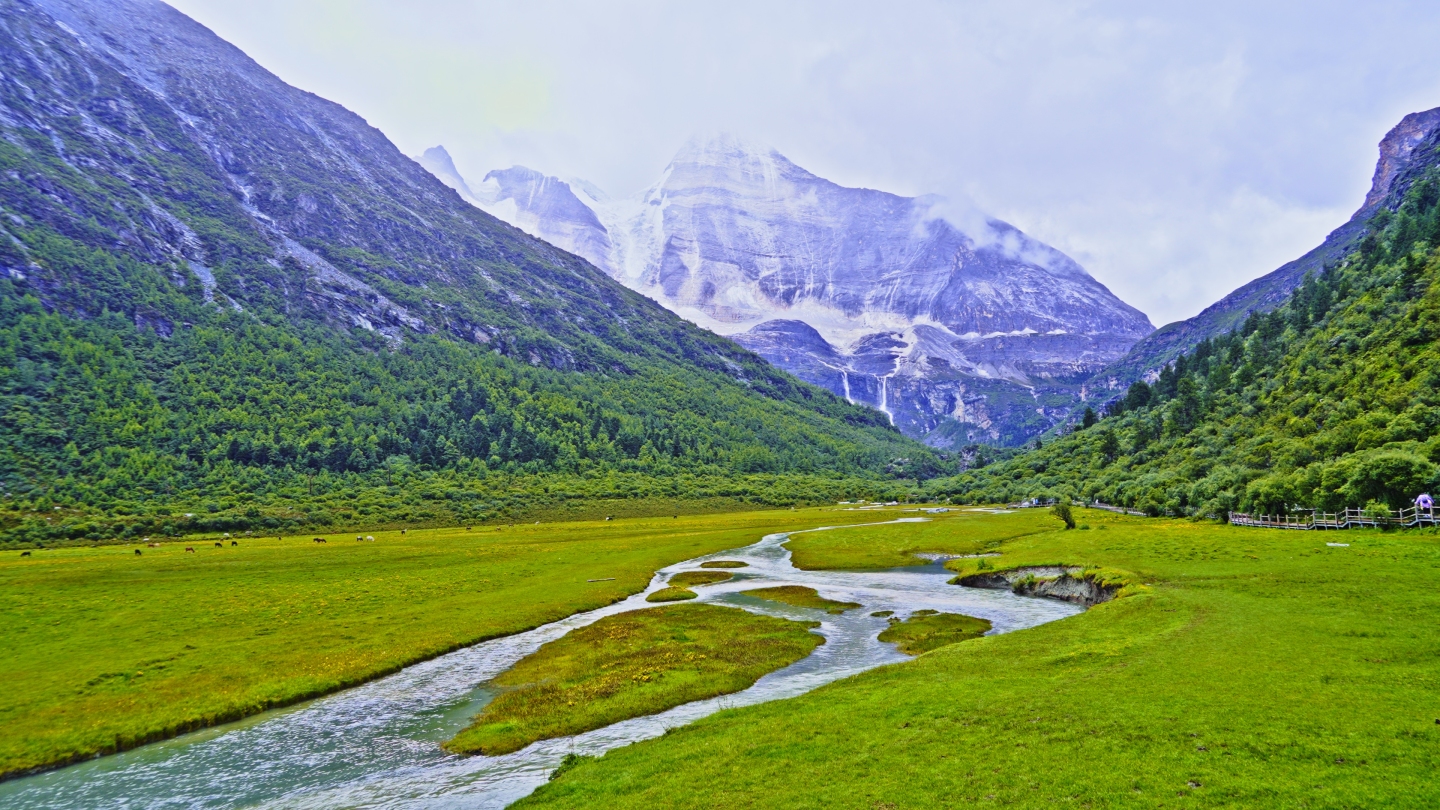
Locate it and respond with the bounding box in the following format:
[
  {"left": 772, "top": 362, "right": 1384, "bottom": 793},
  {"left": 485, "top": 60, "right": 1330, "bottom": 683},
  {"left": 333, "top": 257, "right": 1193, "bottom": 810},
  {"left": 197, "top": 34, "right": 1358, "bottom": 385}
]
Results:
[{"left": 451, "top": 133, "right": 1154, "bottom": 445}]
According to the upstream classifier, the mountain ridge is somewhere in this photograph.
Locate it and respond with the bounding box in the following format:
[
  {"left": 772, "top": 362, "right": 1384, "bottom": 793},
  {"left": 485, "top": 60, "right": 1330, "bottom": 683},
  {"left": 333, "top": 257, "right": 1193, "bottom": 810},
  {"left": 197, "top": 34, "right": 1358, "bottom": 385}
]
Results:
[
  {"left": 938, "top": 130, "right": 1440, "bottom": 517},
  {"left": 1088, "top": 106, "right": 1440, "bottom": 391}
]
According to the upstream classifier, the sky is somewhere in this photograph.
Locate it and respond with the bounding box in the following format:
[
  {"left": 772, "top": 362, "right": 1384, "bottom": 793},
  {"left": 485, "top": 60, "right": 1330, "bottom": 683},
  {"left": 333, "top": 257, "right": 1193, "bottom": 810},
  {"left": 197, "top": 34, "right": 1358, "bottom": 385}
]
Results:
[{"left": 167, "top": 0, "right": 1440, "bottom": 327}]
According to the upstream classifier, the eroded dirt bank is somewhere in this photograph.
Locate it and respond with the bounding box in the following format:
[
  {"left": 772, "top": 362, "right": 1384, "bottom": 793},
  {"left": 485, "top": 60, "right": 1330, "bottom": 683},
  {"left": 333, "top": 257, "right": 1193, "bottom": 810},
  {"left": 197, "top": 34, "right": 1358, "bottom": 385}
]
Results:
[{"left": 956, "top": 567, "right": 1120, "bottom": 607}]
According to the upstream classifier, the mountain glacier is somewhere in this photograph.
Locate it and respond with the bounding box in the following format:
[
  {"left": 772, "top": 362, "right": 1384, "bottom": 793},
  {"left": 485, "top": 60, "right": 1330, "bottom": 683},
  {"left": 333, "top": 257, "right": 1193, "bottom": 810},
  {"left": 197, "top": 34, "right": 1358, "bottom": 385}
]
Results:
[{"left": 419, "top": 136, "right": 1153, "bottom": 445}]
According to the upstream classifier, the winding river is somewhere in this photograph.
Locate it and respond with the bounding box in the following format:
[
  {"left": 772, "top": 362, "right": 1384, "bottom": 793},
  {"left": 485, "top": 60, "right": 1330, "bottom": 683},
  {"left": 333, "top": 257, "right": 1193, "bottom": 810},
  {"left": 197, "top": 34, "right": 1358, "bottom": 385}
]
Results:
[{"left": 2, "top": 520, "right": 1081, "bottom": 809}]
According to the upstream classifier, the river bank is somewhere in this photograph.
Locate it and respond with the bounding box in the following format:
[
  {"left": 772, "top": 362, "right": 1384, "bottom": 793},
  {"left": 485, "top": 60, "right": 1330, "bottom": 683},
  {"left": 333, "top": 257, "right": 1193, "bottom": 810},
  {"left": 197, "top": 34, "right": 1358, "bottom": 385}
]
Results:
[{"left": 517, "top": 510, "right": 1440, "bottom": 808}]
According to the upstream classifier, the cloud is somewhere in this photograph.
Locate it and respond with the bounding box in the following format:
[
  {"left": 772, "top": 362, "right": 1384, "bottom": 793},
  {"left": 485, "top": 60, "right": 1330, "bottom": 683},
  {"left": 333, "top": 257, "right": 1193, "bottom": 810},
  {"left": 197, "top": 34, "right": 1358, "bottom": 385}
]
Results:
[{"left": 169, "top": 0, "right": 1440, "bottom": 325}]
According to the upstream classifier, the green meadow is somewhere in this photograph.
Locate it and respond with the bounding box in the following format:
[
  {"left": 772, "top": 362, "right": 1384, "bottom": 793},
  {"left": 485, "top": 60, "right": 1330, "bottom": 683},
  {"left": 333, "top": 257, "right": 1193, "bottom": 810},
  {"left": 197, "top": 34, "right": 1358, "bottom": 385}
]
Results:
[
  {"left": 785, "top": 507, "right": 1057, "bottom": 569},
  {"left": 444, "top": 603, "right": 821, "bottom": 756},
  {"left": 0, "top": 506, "right": 897, "bottom": 779},
  {"left": 520, "top": 508, "right": 1440, "bottom": 808}
]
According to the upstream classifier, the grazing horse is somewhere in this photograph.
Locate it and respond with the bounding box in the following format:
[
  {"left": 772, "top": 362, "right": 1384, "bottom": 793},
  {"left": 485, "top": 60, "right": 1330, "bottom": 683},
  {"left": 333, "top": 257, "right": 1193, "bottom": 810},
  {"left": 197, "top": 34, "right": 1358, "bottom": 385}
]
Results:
[
  {"left": 147, "top": 543, "right": 160, "bottom": 548},
  {"left": 400, "top": 529, "right": 407, "bottom": 535},
  {"left": 135, "top": 549, "right": 142, "bottom": 556},
  {"left": 313, "top": 537, "right": 326, "bottom": 543},
  {"left": 185, "top": 547, "right": 195, "bottom": 553},
  {"left": 214, "top": 542, "right": 223, "bottom": 548},
  {"left": 231, "top": 540, "right": 238, "bottom": 546},
  {"left": 20, "top": 551, "right": 30, "bottom": 557}
]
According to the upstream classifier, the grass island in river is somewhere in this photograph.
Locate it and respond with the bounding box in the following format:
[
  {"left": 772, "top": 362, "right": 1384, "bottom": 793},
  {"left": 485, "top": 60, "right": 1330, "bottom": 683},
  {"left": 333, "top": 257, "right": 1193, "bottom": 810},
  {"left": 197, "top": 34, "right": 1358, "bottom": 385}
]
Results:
[{"left": 443, "top": 603, "right": 823, "bottom": 756}]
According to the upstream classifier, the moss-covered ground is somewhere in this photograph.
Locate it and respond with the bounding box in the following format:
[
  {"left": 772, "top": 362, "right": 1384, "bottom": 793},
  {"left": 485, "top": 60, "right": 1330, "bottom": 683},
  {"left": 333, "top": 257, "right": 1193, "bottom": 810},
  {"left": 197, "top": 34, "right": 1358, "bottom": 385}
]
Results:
[
  {"left": 741, "top": 586, "right": 861, "bottom": 614},
  {"left": 877, "top": 611, "right": 992, "bottom": 655},
  {"left": 667, "top": 570, "right": 733, "bottom": 587},
  {"left": 699, "top": 560, "right": 748, "bottom": 569},
  {"left": 444, "top": 604, "right": 822, "bottom": 756},
  {"left": 645, "top": 587, "right": 697, "bottom": 603},
  {"left": 519, "top": 508, "right": 1440, "bottom": 808},
  {"left": 0, "top": 506, "right": 902, "bottom": 779}
]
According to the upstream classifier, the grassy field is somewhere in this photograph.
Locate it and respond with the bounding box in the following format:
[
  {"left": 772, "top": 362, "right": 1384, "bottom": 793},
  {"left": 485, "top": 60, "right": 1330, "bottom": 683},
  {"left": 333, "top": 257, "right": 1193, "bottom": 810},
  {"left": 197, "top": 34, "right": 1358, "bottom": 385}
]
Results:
[
  {"left": 741, "top": 586, "right": 862, "bottom": 614},
  {"left": 784, "top": 507, "right": 1058, "bottom": 569},
  {"left": 877, "top": 611, "right": 992, "bottom": 655},
  {"left": 444, "top": 604, "right": 822, "bottom": 755},
  {"left": 520, "top": 508, "right": 1440, "bottom": 808},
  {"left": 0, "top": 506, "right": 901, "bottom": 779}
]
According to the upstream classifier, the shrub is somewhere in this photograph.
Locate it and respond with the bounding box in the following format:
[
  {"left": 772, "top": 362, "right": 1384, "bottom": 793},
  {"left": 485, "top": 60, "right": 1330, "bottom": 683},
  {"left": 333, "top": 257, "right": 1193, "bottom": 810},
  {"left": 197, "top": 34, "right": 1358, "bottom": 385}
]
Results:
[
  {"left": 1363, "top": 499, "right": 1393, "bottom": 525},
  {"left": 1050, "top": 502, "right": 1075, "bottom": 529},
  {"left": 1342, "top": 451, "right": 1436, "bottom": 509}
]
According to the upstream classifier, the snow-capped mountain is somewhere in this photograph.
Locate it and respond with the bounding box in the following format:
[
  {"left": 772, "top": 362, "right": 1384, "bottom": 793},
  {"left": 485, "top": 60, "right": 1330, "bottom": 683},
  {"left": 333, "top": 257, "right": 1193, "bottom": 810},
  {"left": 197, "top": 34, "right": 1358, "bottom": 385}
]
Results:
[{"left": 425, "top": 134, "right": 1154, "bottom": 445}]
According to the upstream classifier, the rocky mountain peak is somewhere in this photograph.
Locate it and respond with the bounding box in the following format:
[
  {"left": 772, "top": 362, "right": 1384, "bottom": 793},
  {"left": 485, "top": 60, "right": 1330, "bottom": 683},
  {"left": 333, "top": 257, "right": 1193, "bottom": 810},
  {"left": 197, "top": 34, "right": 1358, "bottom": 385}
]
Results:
[
  {"left": 1364, "top": 108, "right": 1440, "bottom": 210},
  {"left": 660, "top": 132, "right": 818, "bottom": 195},
  {"left": 416, "top": 145, "right": 475, "bottom": 200},
  {"left": 427, "top": 135, "right": 1153, "bottom": 445}
]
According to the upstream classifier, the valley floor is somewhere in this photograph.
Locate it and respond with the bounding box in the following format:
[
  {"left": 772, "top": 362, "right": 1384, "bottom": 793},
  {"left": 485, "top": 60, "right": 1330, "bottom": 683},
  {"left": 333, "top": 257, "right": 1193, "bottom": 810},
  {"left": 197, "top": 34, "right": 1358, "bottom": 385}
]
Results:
[
  {"left": 8, "top": 505, "right": 1438, "bottom": 808},
  {"left": 0, "top": 507, "right": 916, "bottom": 779},
  {"left": 520, "top": 510, "right": 1440, "bottom": 808}
]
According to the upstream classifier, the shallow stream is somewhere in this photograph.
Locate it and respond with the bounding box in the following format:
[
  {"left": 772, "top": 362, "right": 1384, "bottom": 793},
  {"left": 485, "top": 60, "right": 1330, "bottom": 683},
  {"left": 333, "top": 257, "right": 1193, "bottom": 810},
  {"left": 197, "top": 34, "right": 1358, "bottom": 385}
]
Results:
[{"left": 3, "top": 520, "right": 1080, "bottom": 809}]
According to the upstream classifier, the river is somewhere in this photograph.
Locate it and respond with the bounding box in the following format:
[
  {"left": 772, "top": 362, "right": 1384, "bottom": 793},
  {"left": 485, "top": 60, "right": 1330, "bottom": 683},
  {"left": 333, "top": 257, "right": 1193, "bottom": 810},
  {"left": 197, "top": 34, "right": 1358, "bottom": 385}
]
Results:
[{"left": 2, "top": 519, "right": 1081, "bottom": 809}]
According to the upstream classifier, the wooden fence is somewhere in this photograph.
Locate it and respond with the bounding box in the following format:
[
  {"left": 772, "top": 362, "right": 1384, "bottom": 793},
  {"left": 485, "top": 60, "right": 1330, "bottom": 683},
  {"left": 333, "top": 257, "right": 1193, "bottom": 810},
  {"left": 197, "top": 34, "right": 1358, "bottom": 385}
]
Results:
[{"left": 1229, "top": 506, "right": 1439, "bottom": 530}]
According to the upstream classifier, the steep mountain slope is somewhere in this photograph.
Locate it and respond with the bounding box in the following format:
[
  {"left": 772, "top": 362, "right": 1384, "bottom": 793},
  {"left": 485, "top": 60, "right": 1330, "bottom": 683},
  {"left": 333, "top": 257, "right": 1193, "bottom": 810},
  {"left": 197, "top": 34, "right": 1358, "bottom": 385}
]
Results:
[
  {"left": 0, "top": 0, "right": 930, "bottom": 542},
  {"left": 1088, "top": 107, "right": 1440, "bottom": 391},
  {"left": 444, "top": 134, "right": 1153, "bottom": 446},
  {"left": 938, "top": 145, "right": 1440, "bottom": 515}
]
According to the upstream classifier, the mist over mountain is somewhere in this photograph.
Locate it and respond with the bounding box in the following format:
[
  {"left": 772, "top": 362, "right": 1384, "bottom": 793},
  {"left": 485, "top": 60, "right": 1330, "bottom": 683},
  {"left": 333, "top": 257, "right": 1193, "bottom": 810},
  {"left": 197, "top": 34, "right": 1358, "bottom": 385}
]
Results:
[{"left": 443, "top": 133, "right": 1154, "bottom": 446}]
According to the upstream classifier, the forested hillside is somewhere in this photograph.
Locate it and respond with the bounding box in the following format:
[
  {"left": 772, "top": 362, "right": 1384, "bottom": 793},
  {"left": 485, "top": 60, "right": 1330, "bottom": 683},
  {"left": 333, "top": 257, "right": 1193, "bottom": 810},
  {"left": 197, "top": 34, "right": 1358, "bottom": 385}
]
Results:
[
  {"left": 0, "top": 0, "right": 934, "bottom": 547},
  {"left": 937, "top": 169, "right": 1440, "bottom": 516}
]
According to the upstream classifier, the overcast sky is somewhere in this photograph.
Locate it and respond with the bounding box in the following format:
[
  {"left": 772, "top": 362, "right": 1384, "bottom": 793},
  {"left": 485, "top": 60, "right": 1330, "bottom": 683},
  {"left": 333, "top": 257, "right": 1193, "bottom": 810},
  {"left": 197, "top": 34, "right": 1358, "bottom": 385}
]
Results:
[{"left": 169, "top": 0, "right": 1440, "bottom": 327}]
